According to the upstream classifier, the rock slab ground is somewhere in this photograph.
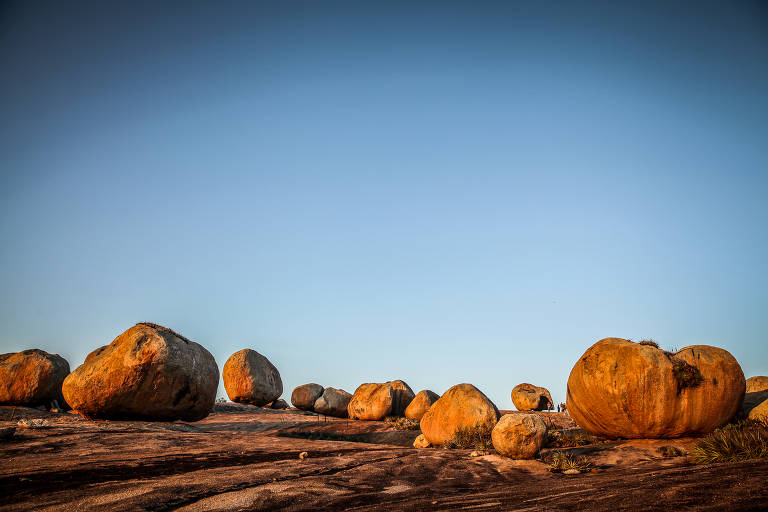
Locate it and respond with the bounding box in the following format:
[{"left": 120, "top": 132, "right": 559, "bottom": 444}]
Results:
[{"left": 1, "top": 406, "right": 767, "bottom": 511}]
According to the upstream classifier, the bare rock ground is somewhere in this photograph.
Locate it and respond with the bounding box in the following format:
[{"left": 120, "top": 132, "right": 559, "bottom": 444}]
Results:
[{"left": 1, "top": 405, "right": 767, "bottom": 511}]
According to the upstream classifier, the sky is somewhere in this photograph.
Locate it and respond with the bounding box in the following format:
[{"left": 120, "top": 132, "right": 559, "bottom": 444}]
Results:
[{"left": 1, "top": 1, "right": 767, "bottom": 410}]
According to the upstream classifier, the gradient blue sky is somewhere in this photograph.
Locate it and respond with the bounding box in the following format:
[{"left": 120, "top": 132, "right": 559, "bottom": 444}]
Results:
[{"left": 1, "top": 1, "right": 766, "bottom": 409}]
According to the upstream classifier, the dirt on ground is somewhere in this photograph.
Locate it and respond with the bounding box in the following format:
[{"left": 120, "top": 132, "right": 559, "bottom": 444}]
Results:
[{"left": 1, "top": 404, "right": 766, "bottom": 511}]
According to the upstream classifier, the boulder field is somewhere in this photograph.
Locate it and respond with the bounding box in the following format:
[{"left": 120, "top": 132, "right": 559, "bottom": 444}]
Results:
[
  {"left": 566, "top": 338, "right": 745, "bottom": 438},
  {"left": 62, "top": 323, "right": 219, "bottom": 421},
  {"left": 511, "top": 383, "right": 553, "bottom": 411},
  {"left": 0, "top": 349, "right": 70, "bottom": 408},
  {"left": 223, "top": 349, "right": 283, "bottom": 407}
]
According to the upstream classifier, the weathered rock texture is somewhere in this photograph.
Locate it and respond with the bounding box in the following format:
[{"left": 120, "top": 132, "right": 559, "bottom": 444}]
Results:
[
  {"left": 491, "top": 413, "right": 547, "bottom": 458},
  {"left": 84, "top": 346, "right": 107, "bottom": 363},
  {"left": 347, "top": 383, "right": 394, "bottom": 420},
  {"left": 0, "top": 349, "right": 70, "bottom": 407},
  {"left": 291, "top": 383, "right": 324, "bottom": 411},
  {"left": 62, "top": 323, "right": 219, "bottom": 421},
  {"left": 567, "top": 338, "right": 745, "bottom": 438},
  {"left": 746, "top": 376, "right": 768, "bottom": 393},
  {"left": 747, "top": 398, "right": 768, "bottom": 421},
  {"left": 511, "top": 383, "right": 553, "bottom": 411},
  {"left": 387, "top": 380, "right": 416, "bottom": 417},
  {"left": 314, "top": 387, "right": 352, "bottom": 417},
  {"left": 420, "top": 383, "right": 500, "bottom": 446},
  {"left": 405, "top": 390, "right": 440, "bottom": 420},
  {"left": 223, "top": 349, "right": 282, "bottom": 407}
]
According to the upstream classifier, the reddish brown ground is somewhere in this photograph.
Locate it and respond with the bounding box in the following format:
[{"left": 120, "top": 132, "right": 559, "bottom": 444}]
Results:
[{"left": 1, "top": 405, "right": 766, "bottom": 511}]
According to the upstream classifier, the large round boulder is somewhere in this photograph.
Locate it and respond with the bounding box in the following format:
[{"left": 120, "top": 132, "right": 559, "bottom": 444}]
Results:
[
  {"left": 314, "top": 387, "right": 352, "bottom": 417},
  {"left": 62, "top": 323, "right": 219, "bottom": 421},
  {"left": 405, "top": 390, "right": 440, "bottom": 420},
  {"left": 387, "top": 380, "right": 415, "bottom": 417},
  {"left": 0, "top": 349, "right": 70, "bottom": 408},
  {"left": 566, "top": 338, "right": 745, "bottom": 438},
  {"left": 223, "top": 349, "right": 282, "bottom": 406},
  {"left": 420, "top": 383, "right": 500, "bottom": 446},
  {"left": 492, "top": 413, "right": 548, "bottom": 459},
  {"left": 347, "top": 383, "right": 394, "bottom": 420},
  {"left": 748, "top": 398, "right": 768, "bottom": 421},
  {"left": 291, "top": 383, "right": 324, "bottom": 411},
  {"left": 511, "top": 383, "right": 553, "bottom": 411}
]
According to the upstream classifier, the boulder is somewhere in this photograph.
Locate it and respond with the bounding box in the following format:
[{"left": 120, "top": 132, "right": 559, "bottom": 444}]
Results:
[
  {"left": 405, "top": 390, "right": 440, "bottom": 420},
  {"left": 420, "top": 383, "right": 500, "bottom": 446},
  {"left": 314, "top": 387, "right": 352, "bottom": 417},
  {"left": 511, "top": 383, "right": 553, "bottom": 411},
  {"left": 269, "top": 398, "right": 290, "bottom": 409},
  {"left": 347, "top": 383, "right": 394, "bottom": 420},
  {"left": 566, "top": 338, "right": 745, "bottom": 438},
  {"left": 0, "top": 349, "right": 70, "bottom": 408},
  {"left": 746, "top": 376, "right": 768, "bottom": 393},
  {"left": 291, "top": 383, "right": 324, "bottom": 411},
  {"left": 748, "top": 398, "right": 768, "bottom": 421},
  {"left": 387, "top": 380, "right": 416, "bottom": 417},
  {"left": 84, "top": 346, "right": 107, "bottom": 363},
  {"left": 743, "top": 376, "right": 768, "bottom": 417},
  {"left": 223, "top": 349, "right": 282, "bottom": 406},
  {"left": 491, "top": 413, "right": 547, "bottom": 458},
  {"left": 413, "top": 433, "right": 431, "bottom": 448},
  {"left": 62, "top": 323, "right": 219, "bottom": 421}
]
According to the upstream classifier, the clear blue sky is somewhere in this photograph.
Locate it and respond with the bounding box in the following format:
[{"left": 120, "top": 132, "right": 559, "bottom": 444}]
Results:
[{"left": 1, "top": 1, "right": 766, "bottom": 409}]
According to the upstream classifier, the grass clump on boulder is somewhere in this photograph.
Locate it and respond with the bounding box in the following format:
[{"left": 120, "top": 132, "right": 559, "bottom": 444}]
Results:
[
  {"left": 690, "top": 419, "right": 768, "bottom": 464},
  {"left": 638, "top": 340, "right": 659, "bottom": 348},
  {"left": 671, "top": 358, "right": 704, "bottom": 391},
  {"left": 443, "top": 423, "right": 494, "bottom": 450}
]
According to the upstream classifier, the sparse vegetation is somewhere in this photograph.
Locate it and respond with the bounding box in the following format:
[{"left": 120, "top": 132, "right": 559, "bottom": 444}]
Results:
[
  {"left": 384, "top": 416, "right": 420, "bottom": 431},
  {"left": 639, "top": 340, "right": 659, "bottom": 348},
  {"left": 658, "top": 446, "right": 686, "bottom": 458},
  {"left": 546, "top": 429, "right": 592, "bottom": 448},
  {"left": 671, "top": 358, "right": 704, "bottom": 391},
  {"left": 442, "top": 423, "right": 494, "bottom": 450},
  {"left": 690, "top": 419, "right": 768, "bottom": 464},
  {"left": 546, "top": 452, "right": 595, "bottom": 473}
]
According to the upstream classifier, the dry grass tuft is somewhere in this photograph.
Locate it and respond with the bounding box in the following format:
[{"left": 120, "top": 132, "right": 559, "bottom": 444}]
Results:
[
  {"left": 138, "top": 322, "right": 193, "bottom": 344},
  {"left": 639, "top": 339, "right": 659, "bottom": 348},
  {"left": 690, "top": 419, "right": 768, "bottom": 464},
  {"left": 546, "top": 452, "right": 595, "bottom": 473},
  {"left": 384, "top": 416, "right": 420, "bottom": 431},
  {"left": 443, "top": 423, "right": 494, "bottom": 450}
]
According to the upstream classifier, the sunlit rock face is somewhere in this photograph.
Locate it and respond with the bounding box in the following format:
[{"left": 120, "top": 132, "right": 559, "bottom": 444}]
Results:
[
  {"left": 347, "top": 383, "right": 395, "bottom": 420},
  {"left": 419, "top": 383, "right": 500, "bottom": 446},
  {"left": 63, "top": 323, "right": 219, "bottom": 421},
  {"left": 0, "top": 349, "right": 70, "bottom": 408},
  {"left": 223, "top": 349, "right": 282, "bottom": 407},
  {"left": 405, "top": 389, "right": 440, "bottom": 420},
  {"left": 567, "top": 338, "right": 745, "bottom": 438}
]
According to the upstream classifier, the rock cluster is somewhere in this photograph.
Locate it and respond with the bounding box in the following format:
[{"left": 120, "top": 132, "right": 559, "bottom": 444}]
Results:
[
  {"left": 511, "top": 383, "right": 553, "bottom": 411},
  {"left": 0, "top": 349, "right": 70, "bottom": 408},
  {"left": 420, "top": 383, "right": 500, "bottom": 446},
  {"left": 63, "top": 323, "right": 219, "bottom": 421},
  {"left": 290, "top": 383, "right": 352, "bottom": 417},
  {"left": 223, "top": 349, "right": 283, "bottom": 407},
  {"left": 347, "top": 380, "right": 415, "bottom": 420},
  {"left": 566, "top": 338, "right": 745, "bottom": 438}
]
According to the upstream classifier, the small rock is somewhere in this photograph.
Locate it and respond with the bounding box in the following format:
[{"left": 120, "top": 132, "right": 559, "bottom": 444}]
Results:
[
  {"left": 413, "top": 433, "right": 431, "bottom": 449},
  {"left": 591, "top": 468, "right": 602, "bottom": 473},
  {"left": 563, "top": 469, "right": 580, "bottom": 475},
  {"left": 469, "top": 450, "right": 488, "bottom": 457},
  {"left": 299, "top": 451, "right": 309, "bottom": 460}
]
